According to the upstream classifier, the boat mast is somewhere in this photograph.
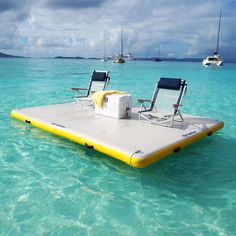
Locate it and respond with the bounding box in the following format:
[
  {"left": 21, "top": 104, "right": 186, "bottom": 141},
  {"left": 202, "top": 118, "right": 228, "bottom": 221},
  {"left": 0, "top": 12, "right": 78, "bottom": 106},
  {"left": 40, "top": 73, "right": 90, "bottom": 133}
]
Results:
[
  {"left": 157, "top": 45, "right": 160, "bottom": 59},
  {"left": 215, "top": 9, "right": 222, "bottom": 54},
  {"left": 120, "top": 28, "right": 123, "bottom": 57},
  {"left": 103, "top": 36, "right": 107, "bottom": 59}
]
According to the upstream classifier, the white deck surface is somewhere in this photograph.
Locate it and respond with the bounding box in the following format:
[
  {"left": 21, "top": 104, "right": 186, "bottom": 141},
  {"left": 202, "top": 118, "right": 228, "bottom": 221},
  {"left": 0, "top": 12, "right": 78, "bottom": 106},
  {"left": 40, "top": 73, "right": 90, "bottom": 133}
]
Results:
[{"left": 12, "top": 102, "right": 222, "bottom": 160}]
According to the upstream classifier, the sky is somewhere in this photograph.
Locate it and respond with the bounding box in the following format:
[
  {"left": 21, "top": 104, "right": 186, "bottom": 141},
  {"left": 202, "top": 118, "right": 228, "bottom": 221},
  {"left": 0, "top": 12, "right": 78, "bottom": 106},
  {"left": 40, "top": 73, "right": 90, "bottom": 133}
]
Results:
[{"left": 0, "top": 0, "right": 236, "bottom": 61}]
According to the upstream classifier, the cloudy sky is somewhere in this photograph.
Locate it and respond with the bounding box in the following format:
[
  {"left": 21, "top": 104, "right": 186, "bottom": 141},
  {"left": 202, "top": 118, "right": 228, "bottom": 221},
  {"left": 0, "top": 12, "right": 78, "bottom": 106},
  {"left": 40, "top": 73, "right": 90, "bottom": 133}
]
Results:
[{"left": 0, "top": 0, "right": 235, "bottom": 61}]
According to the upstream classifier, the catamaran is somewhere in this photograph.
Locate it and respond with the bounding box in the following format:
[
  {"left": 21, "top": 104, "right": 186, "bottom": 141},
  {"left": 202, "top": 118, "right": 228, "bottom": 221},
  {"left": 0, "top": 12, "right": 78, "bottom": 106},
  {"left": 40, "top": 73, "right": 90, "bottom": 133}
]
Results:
[
  {"left": 114, "top": 29, "right": 125, "bottom": 64},
  {"left": 124, "top": 52, "right": 134, "bottom": 61},
  {"left": 202, "top": 10, "right": 223, "bottom": 66}
]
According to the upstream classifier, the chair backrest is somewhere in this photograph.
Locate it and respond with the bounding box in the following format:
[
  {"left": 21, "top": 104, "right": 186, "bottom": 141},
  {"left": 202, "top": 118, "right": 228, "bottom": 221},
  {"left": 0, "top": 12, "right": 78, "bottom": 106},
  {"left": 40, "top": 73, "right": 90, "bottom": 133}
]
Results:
[
  {"left": 87, "top": 70, "right": 110, "bottom": 96},
  {"left": 150, "top": 77, "right": 187, "bottom": 112}
]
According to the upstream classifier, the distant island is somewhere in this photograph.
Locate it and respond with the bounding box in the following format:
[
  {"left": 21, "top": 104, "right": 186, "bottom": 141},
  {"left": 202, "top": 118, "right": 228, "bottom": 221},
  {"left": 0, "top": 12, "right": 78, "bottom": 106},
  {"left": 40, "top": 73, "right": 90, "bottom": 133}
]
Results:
[
  {"left": 54, "top": 56, "right": 203, "bottom": 62},
  {"left": 54, "top": 56, "right": 85, "bottom": 59},
  {"left": 2, "top": 52, "right": 233, "bottom": 62},
  {"left": 0, "top": 52, "right": 25, "bottom": 58},
  {"left": 0, "top": 52, "right": 203, "bottom": 62},
  {"left": 135, "top": 57, "right": 203, "bottom": 62}
]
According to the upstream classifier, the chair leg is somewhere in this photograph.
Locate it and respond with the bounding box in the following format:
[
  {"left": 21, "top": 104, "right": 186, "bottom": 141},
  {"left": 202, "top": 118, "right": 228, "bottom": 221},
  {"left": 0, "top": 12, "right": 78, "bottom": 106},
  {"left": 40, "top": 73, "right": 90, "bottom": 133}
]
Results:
[
  {"left": 140, "top": 113, "right": 150, "bottom": 121},
  {"left": 179, "top": 111, "right": 184, "bottom": 122},
  {"left": 171, "top": 109, "right": 184, "bottom": 127},
  {"left": 170, "top": 109, "right": 176, "bottom": 127},
  {"left": 139, "top": 113, "right": 141, "bottom": 120},
  {"left": 139, "top": 104, "right": 145, "bottom": 120}
]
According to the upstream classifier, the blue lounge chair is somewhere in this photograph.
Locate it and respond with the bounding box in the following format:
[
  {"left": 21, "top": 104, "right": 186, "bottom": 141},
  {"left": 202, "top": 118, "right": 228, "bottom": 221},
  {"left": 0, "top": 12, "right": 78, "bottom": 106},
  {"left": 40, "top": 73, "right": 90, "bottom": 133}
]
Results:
[
  {"left": 138, "top": 77, "right": 187, "bottom": 127},
  {"left": 71, "top": 70, "right": 110, "bottom": 105}
]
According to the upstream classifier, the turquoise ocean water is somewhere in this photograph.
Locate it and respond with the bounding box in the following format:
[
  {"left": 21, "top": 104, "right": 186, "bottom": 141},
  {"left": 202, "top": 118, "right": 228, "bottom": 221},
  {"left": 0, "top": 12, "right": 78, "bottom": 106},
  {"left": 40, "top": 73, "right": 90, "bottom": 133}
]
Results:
[{"left": 0, "top": 58, "right": 236, "bottom": 235}]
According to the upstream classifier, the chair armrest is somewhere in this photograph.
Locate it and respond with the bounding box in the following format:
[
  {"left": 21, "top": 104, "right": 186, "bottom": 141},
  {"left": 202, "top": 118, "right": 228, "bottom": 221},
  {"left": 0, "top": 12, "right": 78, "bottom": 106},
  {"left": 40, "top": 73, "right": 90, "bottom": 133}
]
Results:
[
  {"left": 138, "top": 109, "right": 151, "bottom": 113},
  {"left": 137, "top": 99, "right": 152, "bottom": 103},
  {"left": 173, "top": 104, "right": 183, "bottom": 108},
  {"left": 73, "top": 95, "right": 88, "bottom": 98},
  {"left": 71, "top": 87, "right": 88, "bottom": 91}
]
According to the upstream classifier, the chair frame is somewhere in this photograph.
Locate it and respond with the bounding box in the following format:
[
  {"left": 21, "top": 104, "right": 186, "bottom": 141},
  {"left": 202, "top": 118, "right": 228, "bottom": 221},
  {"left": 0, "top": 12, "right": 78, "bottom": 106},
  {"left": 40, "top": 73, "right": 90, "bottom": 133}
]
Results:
[{"left": 138, "top": 77, "right": 187, "bottom": 127}]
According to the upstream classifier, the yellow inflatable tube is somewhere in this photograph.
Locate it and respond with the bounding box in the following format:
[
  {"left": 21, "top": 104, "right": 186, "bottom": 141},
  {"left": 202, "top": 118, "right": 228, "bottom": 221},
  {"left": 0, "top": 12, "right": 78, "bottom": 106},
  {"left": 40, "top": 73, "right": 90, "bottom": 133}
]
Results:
[{"left": 11, "top": 109, "right": 224, "bottom": 168}]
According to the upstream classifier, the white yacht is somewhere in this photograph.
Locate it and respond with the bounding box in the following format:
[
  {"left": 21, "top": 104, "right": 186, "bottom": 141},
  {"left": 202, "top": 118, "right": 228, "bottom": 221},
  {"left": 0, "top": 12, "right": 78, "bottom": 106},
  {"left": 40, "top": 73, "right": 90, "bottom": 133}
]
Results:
[
  {"left": 202, "top": 10, "right": 223, "bottom": 66},
  {"left": 202, "top": 53, "right": 223, "bottom": 66},
  {"left": 100, "top": 57, "right": 108, "bottom": 62},
  {"left": 124, "top": 52, "right": 134, "bottom": 61}
]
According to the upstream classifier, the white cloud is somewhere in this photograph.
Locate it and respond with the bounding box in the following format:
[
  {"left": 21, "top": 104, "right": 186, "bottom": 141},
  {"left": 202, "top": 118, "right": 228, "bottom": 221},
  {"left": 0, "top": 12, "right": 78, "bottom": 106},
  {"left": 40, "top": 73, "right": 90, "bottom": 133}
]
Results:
[{"left": 0, "top": 0, "right": 235, "bottom": 61}]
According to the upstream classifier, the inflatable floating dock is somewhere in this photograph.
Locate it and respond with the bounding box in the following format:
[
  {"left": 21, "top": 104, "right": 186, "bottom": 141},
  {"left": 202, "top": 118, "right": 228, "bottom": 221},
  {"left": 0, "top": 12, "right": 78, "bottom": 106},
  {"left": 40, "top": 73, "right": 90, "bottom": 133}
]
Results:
[{"left": 11, "top": 102, "right": 224, "bottom": 168}]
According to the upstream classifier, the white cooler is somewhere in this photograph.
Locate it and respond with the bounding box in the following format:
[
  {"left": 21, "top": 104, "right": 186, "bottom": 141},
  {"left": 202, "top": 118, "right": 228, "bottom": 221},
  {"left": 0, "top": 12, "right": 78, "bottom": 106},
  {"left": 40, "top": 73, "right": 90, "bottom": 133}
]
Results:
[{"left": 95, "top": 94, "right": 132, "bottom": 119}]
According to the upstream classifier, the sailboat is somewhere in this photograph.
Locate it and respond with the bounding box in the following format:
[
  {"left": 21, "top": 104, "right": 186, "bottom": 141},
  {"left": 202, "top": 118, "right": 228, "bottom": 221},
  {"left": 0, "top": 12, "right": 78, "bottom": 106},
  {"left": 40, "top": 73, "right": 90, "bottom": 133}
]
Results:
[
  {"left": 202, "top": 10, "right": 223, "bottom": 66},
  {"left": 114, "top": 29, "right": 125, "bottom": 64},
  {"left": 154, "top": 45, "right": 162, "bottom": 62},
  {"left": 100, "top": 36, "right": 108, "bottom": 62}
]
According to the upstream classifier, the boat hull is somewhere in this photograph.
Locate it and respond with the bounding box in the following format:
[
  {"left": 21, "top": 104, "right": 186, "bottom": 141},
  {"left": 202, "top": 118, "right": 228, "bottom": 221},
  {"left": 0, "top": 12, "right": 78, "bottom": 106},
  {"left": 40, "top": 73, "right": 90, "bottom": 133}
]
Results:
[
  {"left": 114, "top": 57, "right": 125, "bottom": 63},
  {"left": 202, "top": 55, "right": 223, "bottom": 66}
]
